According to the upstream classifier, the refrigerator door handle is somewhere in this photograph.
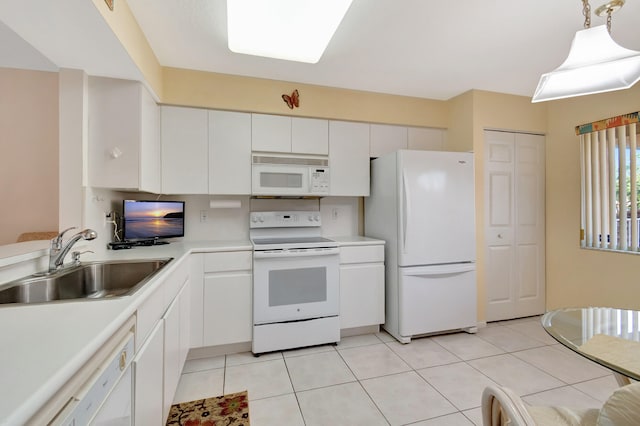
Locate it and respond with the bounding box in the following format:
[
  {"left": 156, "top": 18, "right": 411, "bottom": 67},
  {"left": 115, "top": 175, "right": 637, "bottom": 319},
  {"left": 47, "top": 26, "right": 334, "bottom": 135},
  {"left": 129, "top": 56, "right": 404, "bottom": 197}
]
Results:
[
  {"left": 402, "top": 171, "right": 410, "bottom": 254},
  {"left": 403, "top": 263, "right": 476, "bottom": 276}
]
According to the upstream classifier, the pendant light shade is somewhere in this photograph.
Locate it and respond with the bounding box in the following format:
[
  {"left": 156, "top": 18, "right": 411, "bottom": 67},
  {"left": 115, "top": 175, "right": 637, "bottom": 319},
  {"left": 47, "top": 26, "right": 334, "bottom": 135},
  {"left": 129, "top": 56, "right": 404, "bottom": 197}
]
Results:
[{"left": 532, "top": 25, "right": 640, "bottom": 102}]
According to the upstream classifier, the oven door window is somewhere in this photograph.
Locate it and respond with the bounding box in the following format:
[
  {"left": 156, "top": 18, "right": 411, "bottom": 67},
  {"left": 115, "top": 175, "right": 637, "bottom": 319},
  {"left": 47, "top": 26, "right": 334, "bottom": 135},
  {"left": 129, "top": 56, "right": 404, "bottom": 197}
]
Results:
[
  {"left": 253, "top": 253, "right": 339, "bottom": 324},
  {"left": 269, "top": 267, "right": 327, "bottom": 306},
  {"left": 260, "top": 172, "right": 303, "bottom": 189}
]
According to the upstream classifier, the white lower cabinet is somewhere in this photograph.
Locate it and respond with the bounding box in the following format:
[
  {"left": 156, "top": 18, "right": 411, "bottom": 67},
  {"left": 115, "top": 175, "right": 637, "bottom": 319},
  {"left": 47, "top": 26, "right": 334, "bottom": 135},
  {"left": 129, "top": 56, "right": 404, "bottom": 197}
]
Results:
[
  {"left": 202, "top": 251, "right": 253, "bottom": 347},
  {"left": 163, "top": 295, "right": 181, "bottom": 422},
  {"left": 133, "top": 260, "right": 190, "bottom": 425},
  {"left": 339, "top": 243, "right": 385, "bottom": 329},
  {"left": 133, "top": 320, "right": 164, "bottom": 426}
]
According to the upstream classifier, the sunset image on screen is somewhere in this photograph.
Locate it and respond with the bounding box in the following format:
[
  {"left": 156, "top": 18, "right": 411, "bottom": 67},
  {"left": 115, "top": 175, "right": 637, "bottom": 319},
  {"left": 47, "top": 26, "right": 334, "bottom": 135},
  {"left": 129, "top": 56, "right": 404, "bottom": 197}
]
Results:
[{"left": 124, "top": 201, "right": 184, "bottom": 240}]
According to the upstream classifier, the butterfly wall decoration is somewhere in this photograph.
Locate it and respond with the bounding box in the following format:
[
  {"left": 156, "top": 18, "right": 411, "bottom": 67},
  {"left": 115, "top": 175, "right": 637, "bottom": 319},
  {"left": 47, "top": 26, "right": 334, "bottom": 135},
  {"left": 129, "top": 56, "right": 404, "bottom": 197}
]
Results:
[{"left": 282, "top": 89, "right": 300, "bottom": 109}]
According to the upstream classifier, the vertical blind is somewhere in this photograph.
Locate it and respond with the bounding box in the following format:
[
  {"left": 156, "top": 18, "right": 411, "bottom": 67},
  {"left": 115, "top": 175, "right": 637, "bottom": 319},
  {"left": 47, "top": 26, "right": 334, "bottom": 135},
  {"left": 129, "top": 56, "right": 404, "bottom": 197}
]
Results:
[{"left": 579, "top": 112, "right": 639, "bottom": 252}]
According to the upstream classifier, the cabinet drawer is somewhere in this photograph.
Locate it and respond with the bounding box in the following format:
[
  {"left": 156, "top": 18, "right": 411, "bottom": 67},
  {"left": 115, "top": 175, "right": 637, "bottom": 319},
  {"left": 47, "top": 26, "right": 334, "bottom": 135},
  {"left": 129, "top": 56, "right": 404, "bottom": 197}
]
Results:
[
  {"left": 203, "top": 251, "right": 252, "bottom": 273},
  {"left": 164, "top": 259, "right": 189, "bottom": 307},
  {"left": 339, "top": 245, "right": 384, "bottom": 264}
]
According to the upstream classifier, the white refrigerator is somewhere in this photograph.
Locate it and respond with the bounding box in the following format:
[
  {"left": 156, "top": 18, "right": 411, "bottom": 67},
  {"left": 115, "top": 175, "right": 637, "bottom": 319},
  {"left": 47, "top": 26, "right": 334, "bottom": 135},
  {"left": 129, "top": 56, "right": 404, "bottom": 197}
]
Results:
[{"left": 365, "top": 150, "right": 477, "bottom": 343}]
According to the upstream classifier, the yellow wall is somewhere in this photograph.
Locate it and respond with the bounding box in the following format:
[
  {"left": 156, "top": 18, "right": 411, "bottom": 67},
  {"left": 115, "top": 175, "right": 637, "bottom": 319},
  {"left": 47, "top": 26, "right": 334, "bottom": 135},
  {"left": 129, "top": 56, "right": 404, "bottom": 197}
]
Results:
[
  {"left": 92, "top": 0, "right": 163, "bottom": 98},
  {"left": 546, "top": 86, "right": 640, "bottom": 310},
  {"left": 162, "top": 67, "right": 448, "bottom": 127}
]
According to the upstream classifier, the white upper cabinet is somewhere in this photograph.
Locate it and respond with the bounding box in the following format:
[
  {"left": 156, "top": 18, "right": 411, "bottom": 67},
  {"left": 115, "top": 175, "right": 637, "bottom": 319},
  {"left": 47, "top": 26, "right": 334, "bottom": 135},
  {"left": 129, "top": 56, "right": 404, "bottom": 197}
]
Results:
[
  {"left": 88, "top": 77, "right": 160, "bottom": 192},
  {"left": 252, "top": 113, "right": 291, "bottom": 153},
  {"left": 369, "top": 124, "right": 408, "bottom": 158},
  {"left": 292, "top": 117, "right": 329, "bottom": 155},
  {"left": 252, "top": 113, "right": 328, "bottom": 155},
  {"left": 329, "top": 121, "right": 370, "bottom": 196},
  {"left": 209, "top": 110, "right": 251, "bottom": 195},
  {"left": 408, "top": 127, "right": 447, "bottom": 151},
  {"left": 161, "top": 106, "right": 209, "bottom": 194},
  {"left": 139, "top": 90, "right": 162, "bottom": 193}
]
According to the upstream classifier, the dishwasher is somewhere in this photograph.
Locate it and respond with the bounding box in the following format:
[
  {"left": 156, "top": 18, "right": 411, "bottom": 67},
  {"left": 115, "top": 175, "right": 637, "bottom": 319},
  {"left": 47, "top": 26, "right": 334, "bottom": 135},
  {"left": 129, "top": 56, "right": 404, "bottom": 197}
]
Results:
[{"left": 47, "top": 320, "right": 135, "bottom": 426}]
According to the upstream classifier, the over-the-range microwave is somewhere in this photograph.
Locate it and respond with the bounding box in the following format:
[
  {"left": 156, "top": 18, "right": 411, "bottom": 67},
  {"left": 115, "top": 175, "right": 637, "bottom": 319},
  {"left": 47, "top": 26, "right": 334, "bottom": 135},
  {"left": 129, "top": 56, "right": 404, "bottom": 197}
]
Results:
[{"left": 251, "top": 154, "right": 330, "bottom": 196}]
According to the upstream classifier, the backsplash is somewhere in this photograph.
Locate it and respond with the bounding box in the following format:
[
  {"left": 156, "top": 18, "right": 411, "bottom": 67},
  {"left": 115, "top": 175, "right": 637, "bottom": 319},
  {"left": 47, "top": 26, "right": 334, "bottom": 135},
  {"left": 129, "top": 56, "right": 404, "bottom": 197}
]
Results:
[{"left": 82, "top": 188, "right": 361, "bottom": 252}]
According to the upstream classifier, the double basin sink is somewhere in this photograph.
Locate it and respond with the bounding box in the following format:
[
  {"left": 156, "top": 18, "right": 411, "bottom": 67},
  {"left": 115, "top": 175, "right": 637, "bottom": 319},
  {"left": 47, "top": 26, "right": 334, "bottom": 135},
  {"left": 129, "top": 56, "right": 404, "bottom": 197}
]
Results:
[{"left": 0, "top": 258, "right": 172, "bottom": 305}]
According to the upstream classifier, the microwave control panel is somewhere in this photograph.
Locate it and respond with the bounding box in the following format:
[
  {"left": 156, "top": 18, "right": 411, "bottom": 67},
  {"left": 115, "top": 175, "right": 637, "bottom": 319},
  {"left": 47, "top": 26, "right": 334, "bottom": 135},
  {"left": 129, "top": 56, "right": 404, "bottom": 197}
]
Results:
[{"left": 310, "top": 167, "right": 330, "bottom": 194}]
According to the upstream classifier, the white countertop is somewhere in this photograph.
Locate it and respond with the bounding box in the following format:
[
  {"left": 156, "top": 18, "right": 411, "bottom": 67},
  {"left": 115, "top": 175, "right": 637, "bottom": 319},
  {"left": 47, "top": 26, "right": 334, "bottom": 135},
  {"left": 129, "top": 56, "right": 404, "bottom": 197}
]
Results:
[
  {"left": 0, "top": 237, "right": 381, "bottom": 423},
  {"left": 330, "top": 236, "right": 386, "bottom": 246},
  {"left": 0, "top": 239, "right": 251, "bottom": 425}
]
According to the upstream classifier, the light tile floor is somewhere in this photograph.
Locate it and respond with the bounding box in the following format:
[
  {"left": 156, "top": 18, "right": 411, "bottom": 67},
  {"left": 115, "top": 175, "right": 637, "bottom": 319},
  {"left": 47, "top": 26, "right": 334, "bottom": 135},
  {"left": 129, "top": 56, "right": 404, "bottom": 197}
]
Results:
[{"left": 174, "top": 316, "right": 620, "bottom": 425}]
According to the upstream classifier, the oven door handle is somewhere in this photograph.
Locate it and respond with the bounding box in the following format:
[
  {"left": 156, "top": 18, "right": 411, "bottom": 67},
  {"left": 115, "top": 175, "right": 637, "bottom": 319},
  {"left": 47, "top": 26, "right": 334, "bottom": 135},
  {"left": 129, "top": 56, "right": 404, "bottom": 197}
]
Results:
[{"left": 254, "top": 247, "right": 340, "bottom": 258}]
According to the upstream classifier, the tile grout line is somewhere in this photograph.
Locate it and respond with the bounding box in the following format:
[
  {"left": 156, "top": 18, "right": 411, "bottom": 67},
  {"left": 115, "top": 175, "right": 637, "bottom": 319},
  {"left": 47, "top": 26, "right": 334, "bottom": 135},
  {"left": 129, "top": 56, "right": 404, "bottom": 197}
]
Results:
[{"left": 280, "top": 356, "right": 308, "bottom": 426}]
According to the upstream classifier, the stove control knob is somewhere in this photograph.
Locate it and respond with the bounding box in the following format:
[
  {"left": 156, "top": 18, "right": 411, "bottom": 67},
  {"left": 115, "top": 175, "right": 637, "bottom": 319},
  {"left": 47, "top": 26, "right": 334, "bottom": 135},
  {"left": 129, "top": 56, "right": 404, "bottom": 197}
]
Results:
[
  {"left": 308, "top": 215, "right": 314, "bottom": 222},
  {"left": 251, "top": 216, "right": 258, "bottom": 223},
  {"left": 314, "top": 215, "right": 320, "bottom": 221},
  {"left": 258, "top": 216, "right": 265, "bottom": 223}
]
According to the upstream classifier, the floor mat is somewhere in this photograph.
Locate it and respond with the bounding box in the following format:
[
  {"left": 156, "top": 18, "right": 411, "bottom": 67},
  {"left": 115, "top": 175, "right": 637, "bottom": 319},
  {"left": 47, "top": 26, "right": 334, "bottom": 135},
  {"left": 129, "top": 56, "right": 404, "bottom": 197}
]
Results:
[{"left": 166, "top": 390, "right": 250, "bottom": 425}]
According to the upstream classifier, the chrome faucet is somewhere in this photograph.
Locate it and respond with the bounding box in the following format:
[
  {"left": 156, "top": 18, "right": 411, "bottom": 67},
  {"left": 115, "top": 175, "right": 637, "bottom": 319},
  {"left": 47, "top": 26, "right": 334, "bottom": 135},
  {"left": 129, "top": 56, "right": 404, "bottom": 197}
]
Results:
[{"left": 49, "top": 227, "right": 98, "bottom": 272}]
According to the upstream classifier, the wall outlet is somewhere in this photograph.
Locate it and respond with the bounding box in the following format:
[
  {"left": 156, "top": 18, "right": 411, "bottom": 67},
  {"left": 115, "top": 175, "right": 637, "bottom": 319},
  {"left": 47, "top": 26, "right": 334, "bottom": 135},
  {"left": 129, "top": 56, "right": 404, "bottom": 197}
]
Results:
[
  {"left": 104, "top": 211, "right": 112, "bottom": 228},
  {"left": 200, "top": 210, "right": 208, "bottom": 222}
]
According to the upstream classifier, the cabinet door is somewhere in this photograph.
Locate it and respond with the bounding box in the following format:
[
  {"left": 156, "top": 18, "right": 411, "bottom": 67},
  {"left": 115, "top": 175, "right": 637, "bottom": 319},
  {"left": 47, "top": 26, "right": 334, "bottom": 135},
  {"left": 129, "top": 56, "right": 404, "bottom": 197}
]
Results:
[
  {"left": 370, "top": 124, "right": 408, "bottom": 158},
  {"left": 179, "top": 281, "right": 191, "bottom": 366},
  {"left": 161, "top": 106, "right": 209, "bottom": 194},
  {"left": 133, "top": 321, "right": 164, "bottom": 426},
  {"left": 189, "top": 254, "right": 204, "bottom": 348},
  {"left": 252, "top": 114, "right": 291, "bottom": 153},
  {"left": 163, "top": 297, "right": 180, "bottom": 423},
  {"left": 292, "top": 117, "right": 328, "bottom": 155},
  {"left": 407, "top": 127, "right": 446, "bottom": 151},
  {"left": 209, "top": 110, "right": 251, "bottom": 194},
  {"left": 340, "top": 263, "right": 385, "bottom": 329},
  {"left": 139, "top": 87, "right": 161, "bottom": 193},
  {"left": 203, "top": 273, "right": 252, "bottom": 346},
  {"left": 329, "top": 121, "right": 370, "bottom": 196},
  {"left": 88, "top": 77, "right": 141, "bottom": 189}
]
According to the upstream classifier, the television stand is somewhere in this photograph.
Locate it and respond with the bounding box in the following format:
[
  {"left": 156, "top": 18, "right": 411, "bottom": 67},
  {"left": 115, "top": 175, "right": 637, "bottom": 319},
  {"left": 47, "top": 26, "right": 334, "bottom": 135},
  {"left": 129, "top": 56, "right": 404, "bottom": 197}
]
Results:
[{"left": 131, "top": 240, "right": 170, "bottom": 246}]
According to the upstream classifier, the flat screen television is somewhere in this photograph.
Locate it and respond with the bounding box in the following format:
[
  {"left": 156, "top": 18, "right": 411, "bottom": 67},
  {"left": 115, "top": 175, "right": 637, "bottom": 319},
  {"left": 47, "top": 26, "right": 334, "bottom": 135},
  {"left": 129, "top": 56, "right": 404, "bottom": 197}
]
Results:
[{"left": 122, "top": 200, "right": 185, "bottom": 244}]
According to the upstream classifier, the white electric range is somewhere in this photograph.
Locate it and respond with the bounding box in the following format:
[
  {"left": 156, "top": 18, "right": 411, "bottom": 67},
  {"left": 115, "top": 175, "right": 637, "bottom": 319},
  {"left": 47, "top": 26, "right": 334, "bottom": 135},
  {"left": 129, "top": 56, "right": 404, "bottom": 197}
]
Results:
[{"left": 249, "top": 211, "right": 340, "bottom": 354}]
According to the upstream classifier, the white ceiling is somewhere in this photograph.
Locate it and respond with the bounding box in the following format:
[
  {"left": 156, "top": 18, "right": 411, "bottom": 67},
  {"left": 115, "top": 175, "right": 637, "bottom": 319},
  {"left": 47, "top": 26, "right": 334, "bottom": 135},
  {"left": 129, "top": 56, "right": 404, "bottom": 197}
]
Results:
[
  {"left": 2, "top": 0, "right": 640, "bottom": 101},
  {"left": 126, "top": 0, "right": 640, "bottom": 100}
]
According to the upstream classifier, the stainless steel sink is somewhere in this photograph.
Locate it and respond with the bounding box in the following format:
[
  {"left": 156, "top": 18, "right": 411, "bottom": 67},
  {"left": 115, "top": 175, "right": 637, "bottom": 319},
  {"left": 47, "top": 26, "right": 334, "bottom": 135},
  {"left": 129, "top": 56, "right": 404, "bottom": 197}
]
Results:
[{"left": 0, "top": 258, "right": 172, "bottom": 305}]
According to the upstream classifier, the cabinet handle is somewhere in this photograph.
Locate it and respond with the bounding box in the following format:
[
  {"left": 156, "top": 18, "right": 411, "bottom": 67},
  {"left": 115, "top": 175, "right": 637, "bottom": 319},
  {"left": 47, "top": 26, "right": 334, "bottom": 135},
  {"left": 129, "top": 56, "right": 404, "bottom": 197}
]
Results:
[{"left": 119, "top": 350, "right": 127, "bottom": 371}]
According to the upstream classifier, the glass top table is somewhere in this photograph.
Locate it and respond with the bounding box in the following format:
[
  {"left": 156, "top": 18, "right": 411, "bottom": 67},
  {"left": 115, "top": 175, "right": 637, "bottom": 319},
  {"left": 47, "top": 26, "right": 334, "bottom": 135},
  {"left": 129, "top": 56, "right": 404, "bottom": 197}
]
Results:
[{"left": 542, "top": 307, "right": 640, "bottom": 385}]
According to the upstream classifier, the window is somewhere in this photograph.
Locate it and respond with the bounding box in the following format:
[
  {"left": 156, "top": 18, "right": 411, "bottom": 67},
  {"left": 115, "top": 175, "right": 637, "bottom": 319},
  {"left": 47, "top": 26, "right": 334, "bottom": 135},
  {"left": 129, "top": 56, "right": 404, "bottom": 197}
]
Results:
[{"left": 580, "top": 113, "right": 640, "bottom": 252}]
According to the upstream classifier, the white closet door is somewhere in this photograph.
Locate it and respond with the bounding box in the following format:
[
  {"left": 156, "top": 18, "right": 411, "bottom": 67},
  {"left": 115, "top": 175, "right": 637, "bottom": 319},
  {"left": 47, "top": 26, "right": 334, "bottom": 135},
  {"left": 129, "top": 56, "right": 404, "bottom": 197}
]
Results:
[{"left": 484, "top": 130, "right": 545, "bottom": 322}]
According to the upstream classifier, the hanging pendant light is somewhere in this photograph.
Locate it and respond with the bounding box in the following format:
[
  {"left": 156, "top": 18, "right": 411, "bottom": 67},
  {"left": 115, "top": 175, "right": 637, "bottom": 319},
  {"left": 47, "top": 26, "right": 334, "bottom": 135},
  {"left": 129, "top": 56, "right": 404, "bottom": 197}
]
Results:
[{"left": 532, "top": 0, "right": 640, "bottom": 103}]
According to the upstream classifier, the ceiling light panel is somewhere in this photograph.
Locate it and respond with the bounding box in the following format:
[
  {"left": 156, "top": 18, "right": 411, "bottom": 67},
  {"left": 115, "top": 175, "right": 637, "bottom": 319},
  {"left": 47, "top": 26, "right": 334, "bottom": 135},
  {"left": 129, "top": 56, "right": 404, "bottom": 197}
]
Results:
[{"left": 227, "top": 0, "right": 353, "bottom": 63}]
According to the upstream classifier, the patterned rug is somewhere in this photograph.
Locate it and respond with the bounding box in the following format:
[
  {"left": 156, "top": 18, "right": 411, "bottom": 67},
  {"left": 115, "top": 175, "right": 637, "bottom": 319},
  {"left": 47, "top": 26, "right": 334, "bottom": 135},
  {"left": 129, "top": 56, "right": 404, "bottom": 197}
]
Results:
[{"left": 166, "top": 391, "right": 250, "bottom": 426}]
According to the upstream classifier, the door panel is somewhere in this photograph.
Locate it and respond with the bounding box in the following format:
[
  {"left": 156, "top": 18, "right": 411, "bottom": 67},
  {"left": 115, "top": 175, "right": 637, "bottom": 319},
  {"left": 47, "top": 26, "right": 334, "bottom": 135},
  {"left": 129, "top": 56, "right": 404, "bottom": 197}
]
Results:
[
  {"left": 487, "top": 245, "right": 515, "bottom": 321},
  {"left": 484, "top": 130, "right": 545, "bottom": 322},
  {"left": 517, "top": 244, "right": 539, "bottom": 299}
]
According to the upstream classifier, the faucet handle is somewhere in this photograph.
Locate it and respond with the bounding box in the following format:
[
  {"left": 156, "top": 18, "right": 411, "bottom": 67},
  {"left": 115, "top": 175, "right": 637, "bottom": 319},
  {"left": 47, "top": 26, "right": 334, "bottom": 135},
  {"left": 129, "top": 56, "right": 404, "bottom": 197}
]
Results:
[{"left": 51, "top": 227, "right": 76, "bottom": 250}]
